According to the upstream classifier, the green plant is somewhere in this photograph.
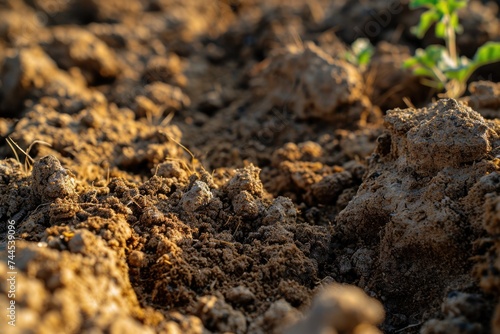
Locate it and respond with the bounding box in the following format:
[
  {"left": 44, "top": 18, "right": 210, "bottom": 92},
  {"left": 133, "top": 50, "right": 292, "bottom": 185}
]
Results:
[
  {"left": 345, "top": 38, "right": 374, "bottom": 70},
  {"left": 404, "top": 0, "right": 500, "bottom": 98}
]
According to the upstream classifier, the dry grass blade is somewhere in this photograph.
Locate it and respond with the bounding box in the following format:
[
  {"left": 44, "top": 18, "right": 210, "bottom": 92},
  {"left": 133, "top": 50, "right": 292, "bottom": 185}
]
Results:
[
  {"left": 168, "top": 135, "right": 197, "bottom": 165},
  {"left": 402, "top": 97, "right": 415, "bottom": 109},
  {"left": 159, "top": 112, "right": 175, "bottom": 127},
  {"left": 164, "top": 135, "right": 207, "bottom": 176},
  {"left": 5, "top": 137, "right": 21, "bottom": 165},
  {"left": 6, "top": 137, "right": 52, "bottom": 173}
]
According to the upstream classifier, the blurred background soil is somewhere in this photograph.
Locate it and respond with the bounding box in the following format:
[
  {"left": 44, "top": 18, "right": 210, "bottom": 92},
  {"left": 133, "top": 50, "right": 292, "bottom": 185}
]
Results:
[{"left": 1, "top": 0, "right": 500, "bottom": 333}]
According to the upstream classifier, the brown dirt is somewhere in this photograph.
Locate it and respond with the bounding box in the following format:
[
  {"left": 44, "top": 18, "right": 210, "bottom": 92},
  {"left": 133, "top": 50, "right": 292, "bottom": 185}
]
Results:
[{"left": 1, "top": 1, "right": 500, "bottom": 334}]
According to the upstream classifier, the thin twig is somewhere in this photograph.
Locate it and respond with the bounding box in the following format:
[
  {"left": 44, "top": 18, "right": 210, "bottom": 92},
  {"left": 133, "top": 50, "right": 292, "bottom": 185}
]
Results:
[{"left": 395, "top": 322, "right": 423, "bottom": 333}]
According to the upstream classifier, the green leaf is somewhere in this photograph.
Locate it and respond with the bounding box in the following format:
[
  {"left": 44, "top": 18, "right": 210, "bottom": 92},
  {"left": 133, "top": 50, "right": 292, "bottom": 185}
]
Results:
[
  {"left": 448, "top": 0, "right": 468, "bottom": 12},
  {"left": 435, "top": 2, "right": 447, "bottom": 14},
  {"left": 449, "top": 12, "right": 461, "bottom": 32},
  {"left": 436, "top": 0, "right": 468, "bottom": 14},
  {"left": 444, "top": 65, "right": 472, "bottom": 82},
  {"left": 410, "top": 0, "right": 439, "bottom": 9},
  {"left": 357, "top": 49, "right": 373, "bottom": 66},
  {"left": 344, "top": 51, "right": 355, "bottom": 64},
  {"left": 411, "top": 0, "right": 468, "bottom": 12},
  {"left": 413, "top": 67, "right": 436, "bottom": 78},
  {"left": 420, "top": 45, "right": 447, "bottom": 67},
  {"left": 407, "top": 0, "right": 472, "bottom": 97},
  {"left": 473, "top": 42, "right": 500, "bottom": 65},
  {"left": 420, "top": 78, "right": 445, "bottom": 90},
  {"left": 403, "top": 57, "right": 420, "bottom": 68},
  {"left": 414, "top": 10, "right": 440, "bottom": 38},
  {"left": 441, "top": 42, "right": 500, "bottom": 85},
  {"left": 435, "top": 21, "right": 447, "bottom": 38},
  {"left": 345, "top": 38, "right": 374, "bottom": 67}
]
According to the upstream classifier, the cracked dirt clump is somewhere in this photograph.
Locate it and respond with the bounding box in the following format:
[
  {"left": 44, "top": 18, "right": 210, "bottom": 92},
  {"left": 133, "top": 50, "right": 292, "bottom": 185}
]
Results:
[
  {"left": 31, "top": 155, "right": 76, "bottom": 203},
  {"left": 224, "top": 164, "right": 266, "bottom": 200},
  {"left": 0, "top": 158, "right": 32, "bottom": 220},
  {"left": 336, "top": 98, "right": 500, "bottom": 327},
  {"left": 0, "top": 232, "right": 152, "bottom": 334},
  {"left": 385, "top": 99, "right": 492, "bottom": 175},
  {"left": 42, "top": 25, "right": 121, "bottom": 82},
  {"left": 462, "top": 81, "right": 500, "bottom": 119},
  {"left": 180, "top": 180, "right": 214, "bottom": 212},
  {"left": 0, "top": 46, "right": 105, "bottom": 116},
  {"left": 250, "top": 41, "right": 379, "bottom": 126}
]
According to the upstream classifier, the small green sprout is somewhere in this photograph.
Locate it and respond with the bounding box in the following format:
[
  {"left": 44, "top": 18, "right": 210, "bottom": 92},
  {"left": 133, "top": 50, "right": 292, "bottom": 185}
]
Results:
[
  {"left": 345, "top": 38, "right": 374, "bottom": 70},
  {"left": 404, "top": 0, "right": 500, "bottom": 98}
]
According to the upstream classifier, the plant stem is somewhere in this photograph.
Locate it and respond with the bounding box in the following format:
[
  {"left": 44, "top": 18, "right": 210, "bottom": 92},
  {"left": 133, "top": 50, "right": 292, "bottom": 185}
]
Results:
[
  {"left": 445, "top": 14, "right": 457, "bottom": 66},
  {"left": 430, "top": 66, "right": 448, "bottom": 87}
]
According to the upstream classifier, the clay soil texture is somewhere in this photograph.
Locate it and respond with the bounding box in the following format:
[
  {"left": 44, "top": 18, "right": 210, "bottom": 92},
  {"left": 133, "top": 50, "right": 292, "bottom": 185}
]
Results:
[{"left": 1, "top": 0, "right": 500, "bottom": 333}]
